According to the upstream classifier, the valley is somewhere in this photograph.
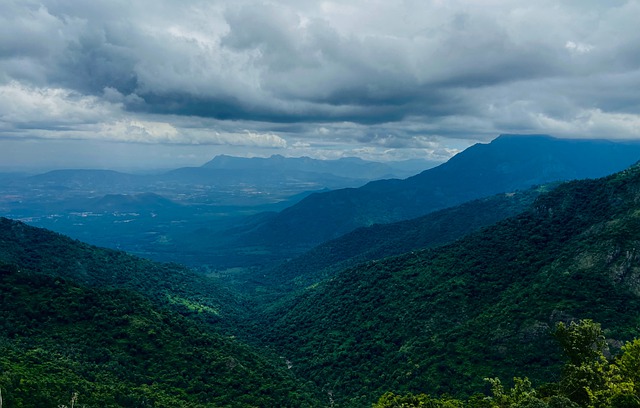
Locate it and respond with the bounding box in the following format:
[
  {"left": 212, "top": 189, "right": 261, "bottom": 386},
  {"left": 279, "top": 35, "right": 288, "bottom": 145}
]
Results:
[
  {"left": 0, "top": 155, "right": 429, "bottom": 268},
  {"left": 5, "top": 0, "right": 640, "bottom": 405},
  {"left": 3, "top": 135, "right": 640, "bottom": 407}
]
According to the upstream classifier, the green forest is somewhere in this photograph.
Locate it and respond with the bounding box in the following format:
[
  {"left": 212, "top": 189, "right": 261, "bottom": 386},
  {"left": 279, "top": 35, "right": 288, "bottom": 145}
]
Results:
[
  {"left": 0, "top": 262, "right": 320, "bottom": 407},
  {"left": 252, "top": 164, "right": 640, "bottom": 406},
  {"left": 3, "top": 162, "right": 640, "bottom": 406},
  {"left": 373, "top": 320, "right": 640, "bottom": 408}
]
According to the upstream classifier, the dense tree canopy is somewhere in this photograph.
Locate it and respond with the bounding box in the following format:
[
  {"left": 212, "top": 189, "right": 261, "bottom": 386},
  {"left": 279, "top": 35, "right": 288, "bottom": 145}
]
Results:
[
  {"left": 0, "top": 262, "right": 321, "bottom": 407},
  {"left": 373, "top": 320, "right": 640, "bottom": 408}
]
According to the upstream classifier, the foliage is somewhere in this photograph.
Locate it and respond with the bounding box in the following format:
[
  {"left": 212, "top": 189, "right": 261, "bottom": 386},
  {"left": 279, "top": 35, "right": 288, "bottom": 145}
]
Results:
[
  {"left": 373, "top": 392, "right": 465, "bottom": 407},
  {"left": 263, "top": 187, "right": 544, "bottom": 295},
  {"left": 0, "top": 218, "right": 325, "bottom": 406},
  {"left": 257, "top": 163, "right": 640, "bottom": 406},
  {"left": 5, "top": 146, "right": 640, "bottom": 407},
  {"left": 0, "top": 216, "right": 244, "bottom": 332},
  {"left": 553, "top": 320, "right": 608, "bottom": 366},
  {"left": 0, "top": 262, "right": 320, "bottom": 407},
  {"left": 374, "top": 320, "right": 640, "bottom": 408},
  {"left": 617, "top": 339, "right": 640, "bottom": 386}
]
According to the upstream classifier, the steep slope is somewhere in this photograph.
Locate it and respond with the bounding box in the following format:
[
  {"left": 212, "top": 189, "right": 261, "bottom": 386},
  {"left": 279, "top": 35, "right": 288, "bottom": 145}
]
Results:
[
  {"left": 0, "top": 217, "right": 243, "bottom": 329},
  {"left": 259, "top": 162, "right": 640, "bottom": 407},
  {"left": 266, "top": 186, "right": 546, "bottom": 292},
  {"left": 0, "top": 263, "right": 321, "bottom": 407},
  {"left": 236, "top": 135, "right": 640, "bottom": 249},
  {"left": 0, "top": 219, "right": 325, "bottom": 405}
]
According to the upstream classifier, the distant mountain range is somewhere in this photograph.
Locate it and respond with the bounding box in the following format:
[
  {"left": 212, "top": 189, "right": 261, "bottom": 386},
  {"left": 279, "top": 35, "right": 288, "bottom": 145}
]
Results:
[
  {"left": 0, "top": 154, "right": 435, "bottom": 263},
  {"left": 201, "top": 154, "right": 432, "bottom": 180},
  {"left": 227, "top": 135, "right": 640, "bottom": 250},
  {"left": 0, "top": 154, "right": 435, "bottom": 219},
  {"left": 6, "top": 134, "right": 640, "bottom": 274},
  {"left": 258, "top": 161, "right": 640, "bottom": 406},
  {"left": 4, "top": 154, "right": 432, "bottom": 203}
]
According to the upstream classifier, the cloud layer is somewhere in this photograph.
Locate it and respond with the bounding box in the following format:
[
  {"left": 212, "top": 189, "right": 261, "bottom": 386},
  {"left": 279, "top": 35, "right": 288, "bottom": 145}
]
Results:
[{"left": 2, "top": 0, "right": 640, "bottom": 167}]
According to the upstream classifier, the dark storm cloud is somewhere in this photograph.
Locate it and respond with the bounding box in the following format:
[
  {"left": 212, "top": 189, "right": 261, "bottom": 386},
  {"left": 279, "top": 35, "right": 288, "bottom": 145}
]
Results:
[{"left": 1, "top": 0, "right": 640, "bottom": 169}]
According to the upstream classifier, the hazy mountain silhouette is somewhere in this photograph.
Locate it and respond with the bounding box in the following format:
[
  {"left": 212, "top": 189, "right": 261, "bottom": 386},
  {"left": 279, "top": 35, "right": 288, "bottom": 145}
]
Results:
[{"left": 232, "top": 135, "right": 640, "bottom": 249}]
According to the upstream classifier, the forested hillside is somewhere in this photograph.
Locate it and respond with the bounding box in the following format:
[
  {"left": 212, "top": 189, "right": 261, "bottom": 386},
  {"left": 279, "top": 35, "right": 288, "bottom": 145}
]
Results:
[
  {"left": 0, "top": 218, "right": 327, "bottom": 406},
  {"left": 373, "top": 319, "right": 640, "bottom": 407},
  {"left": 258, "top": 162, "right": 640, "bottom": 407},
  {"left": 4, "top": 142, "right": 640, "bottom": 407},
  {"left": 0, "top": 217, "right": 243, "bottom": 330},
  {"left": 3, "top": 0, "right": 639, "bottom": 403},
  {"left": 0, "top": 262, "right": 321, "bottom": 407},
  {"left": 263, "top": 186, "right": 546, "bottom": 294}
]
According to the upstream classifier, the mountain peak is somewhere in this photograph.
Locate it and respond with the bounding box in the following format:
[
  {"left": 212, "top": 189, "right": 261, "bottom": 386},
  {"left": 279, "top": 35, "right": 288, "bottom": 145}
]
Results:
[
  {"left": 236, "top": 136, "right": 640, "bottom": 249},
  {"left": 493, "top": 133, "right": 555, "bottom": 141}
]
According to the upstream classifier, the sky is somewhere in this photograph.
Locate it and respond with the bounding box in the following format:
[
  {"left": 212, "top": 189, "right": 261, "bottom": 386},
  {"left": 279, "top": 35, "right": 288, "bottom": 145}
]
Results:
[{"left": 1, "top": 0, "right": 640, "bottom": 171}]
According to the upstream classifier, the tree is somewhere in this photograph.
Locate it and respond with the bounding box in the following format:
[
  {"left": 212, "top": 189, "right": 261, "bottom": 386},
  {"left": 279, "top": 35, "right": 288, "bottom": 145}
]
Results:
[
  {"left": 372, "top": 320, "right": 640, "bottom": 408},
  {"left": 553, "top": 320, "right": 606, "bottom": 367},
  {"left": 553, "top": 319, "right": 637, "bottom": 407},
  {"left": 617, "top": 339, "right": 640, "bottom": 387},
  {"left": 372, "top": 392, "right": 464, "bottom": 408}
]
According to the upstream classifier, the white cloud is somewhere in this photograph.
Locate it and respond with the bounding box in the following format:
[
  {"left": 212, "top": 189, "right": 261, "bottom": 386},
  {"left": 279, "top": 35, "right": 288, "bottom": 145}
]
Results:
[
  {"left": 565, "top": 41, "right": 594, "bottom": 54},
  {"left": 0, "top": 81, "right": 117, "bottom": 128},
  {"left": 98, "top": 122, "right": 288, "bottom": 147},
  {"left": 2, "top": 0, "right": 640, "bottom": 169},
  {"left": 101, "top": 120, "right": 180, "bottom": 143},
  {"left": 534, "top": 108, "right": 640, "bottom": 139},
  {"left": 0, "top": 81, "right": 289, "bottom": 147},
  {"left": 239, "top": 130, "right": 288, "bottom": 148}
]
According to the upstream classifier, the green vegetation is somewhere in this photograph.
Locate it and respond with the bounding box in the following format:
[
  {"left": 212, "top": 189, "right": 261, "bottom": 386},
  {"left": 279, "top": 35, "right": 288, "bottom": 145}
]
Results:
[
  {"left": 234, "top": 136, "right": 640, "bottom": 249},
  {"left": 373, "top": 320, "right": 640, "bottom": 408},
  {"left": 0, "top": 262, "right": 320, "bottom": 407},
  {"left": 4, "top": 148, "right": 640, "bottom": 406},
  {"left": 0, "top": 218, "right": 324, "bottom": 406},
  {"left": 0, "top": 217, "right": 244, "bottom": 332},
  {"left": 264, "top": 187, "right": 545, "bottom": 294},
  {"left": 257, "top": 163, "right": 640, "bottom": 406}
]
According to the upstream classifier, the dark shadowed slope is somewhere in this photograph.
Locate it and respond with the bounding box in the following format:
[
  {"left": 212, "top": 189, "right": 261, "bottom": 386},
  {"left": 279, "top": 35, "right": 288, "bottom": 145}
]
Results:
[
  {"left": 266, "top": 185, "right": 547, "bottom": 292},
  {"left": 234, "top": 135, "right": 640, "bottom": 250},
  {"left": 0, "top": 217, "right": 243, "bottom": 328}
]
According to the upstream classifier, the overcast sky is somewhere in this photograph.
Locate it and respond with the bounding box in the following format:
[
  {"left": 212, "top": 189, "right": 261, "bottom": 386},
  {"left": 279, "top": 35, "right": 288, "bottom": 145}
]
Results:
[{"left": 1, "top": 0, "right": 639, "bottom": 170}]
